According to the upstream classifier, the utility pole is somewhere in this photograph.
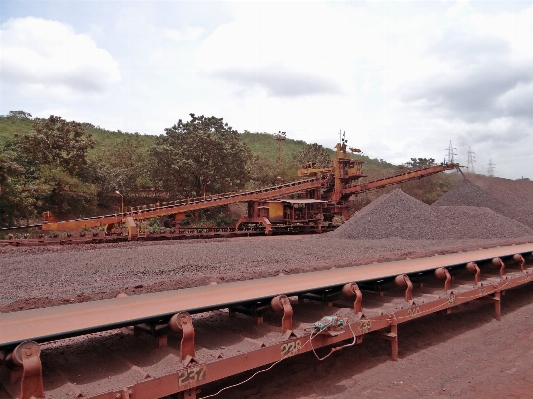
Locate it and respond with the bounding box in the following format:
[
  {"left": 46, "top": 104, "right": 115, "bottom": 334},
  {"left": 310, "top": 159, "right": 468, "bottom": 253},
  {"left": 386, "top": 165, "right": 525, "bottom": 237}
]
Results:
[
  {"left": 445, "top": 140, "right": 457, "bottom": 164},
  {"left": 273, "top": 131, "right": 286, "bottom": 168},
  {"left": 487, "top": 159, "right": 496, "bottom": 177},
  {"left": 115, "top": 190, "right": 124, "bottom": 220},
  {"left": 466, "top": 146, "right": 476, "bottom": 172}
]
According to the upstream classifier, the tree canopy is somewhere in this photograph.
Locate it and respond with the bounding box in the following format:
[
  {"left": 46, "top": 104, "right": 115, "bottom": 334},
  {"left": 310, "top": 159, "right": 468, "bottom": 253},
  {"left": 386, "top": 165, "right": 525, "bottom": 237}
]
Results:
[
  {"left": 293, "top": 143, "right": 332, "bottom": 168},
  {"left": 17, "top": 115, "right": 95, "bottom": 176},
  {"left": 150, "top": 114, "right": 252, "bottom": 198}
]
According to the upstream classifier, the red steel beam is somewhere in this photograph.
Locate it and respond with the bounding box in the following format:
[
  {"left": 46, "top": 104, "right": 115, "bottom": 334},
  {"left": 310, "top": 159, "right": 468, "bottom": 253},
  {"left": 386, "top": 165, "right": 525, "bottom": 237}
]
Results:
[
  {"left": 1, "top": 243, "right": 531, "bottom": 349},
  {"left": 51, "top": 269, "right": 531, "bottom": 399},
  {"left": 41, "top": 178, "right": 322, "bottom": 231},
  {"left": 342, "top": 163, "right": 458, "bottom": 197}
]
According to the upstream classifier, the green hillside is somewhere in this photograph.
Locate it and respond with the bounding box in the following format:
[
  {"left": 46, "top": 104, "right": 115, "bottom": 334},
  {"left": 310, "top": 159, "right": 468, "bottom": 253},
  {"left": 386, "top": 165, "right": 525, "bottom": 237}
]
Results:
[
  {"left": 0, "top": 115, "right": 393, "bottom": 171},
  {"left": 0, "top": 115, "right": 155, "bottom": 155}
]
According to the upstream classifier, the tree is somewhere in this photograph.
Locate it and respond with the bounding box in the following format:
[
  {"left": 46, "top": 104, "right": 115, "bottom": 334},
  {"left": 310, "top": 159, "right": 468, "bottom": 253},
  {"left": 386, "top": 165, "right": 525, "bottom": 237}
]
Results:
[
  {"left": 150, "top": 114, "right": 252, "bottom": 198},
  {"left": 8, "top": 110, "right": 33, "bottom": 120},
  {"left": 403, "top": 158, "right": 436, "bottom": 170},
  {"left": 0, "top": 149, "right": 23, "bottom": 190},
  {"left": 293, "top": 143, "right": 332, "bottom": 168},
  {"left": 17, "top": 116, "right": 95, "bottom": 176},
  {"left": 88, "top": 133, "right": 152, "bottom": 206},
  {"left": 0, "top": 146, "right": 37, "bottom": 226},
  {"left": 13, "top": 116, "right": 98, "bottom": 218}
]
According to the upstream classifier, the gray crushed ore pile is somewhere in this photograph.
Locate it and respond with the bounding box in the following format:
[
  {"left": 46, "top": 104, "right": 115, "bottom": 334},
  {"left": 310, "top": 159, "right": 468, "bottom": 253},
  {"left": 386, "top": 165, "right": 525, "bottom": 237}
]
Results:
[
  {"left": 433, "top": 179, "right": 508, "bottom": 214},
  {"left": 467, "top": 175, "right": 533, "bottom": 229},
  {"left": 433, "top": 178, "right": 533, "bottom": 229},
  {"left": 330, "top": 189, "right": 533, "bottom": 240}
]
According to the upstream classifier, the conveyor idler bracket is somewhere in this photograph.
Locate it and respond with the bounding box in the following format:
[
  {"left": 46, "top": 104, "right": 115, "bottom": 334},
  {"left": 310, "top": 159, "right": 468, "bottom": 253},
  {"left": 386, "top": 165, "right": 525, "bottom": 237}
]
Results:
[
  {"left": 271, "top": 295, "right": 293, "bottom": 335},
  {"left": 170, "top": 312, "right": 196, "bottom": 363},
  {"left": 3, "top": 341, "right": 45, "bottom": 399}
]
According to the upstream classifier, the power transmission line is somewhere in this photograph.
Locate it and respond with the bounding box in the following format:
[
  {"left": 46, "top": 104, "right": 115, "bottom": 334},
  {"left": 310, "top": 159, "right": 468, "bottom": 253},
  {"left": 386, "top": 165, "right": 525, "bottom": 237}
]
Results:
[
  {"left": 445, "top": 140, "right": 457, "bottom": 164},
  {"left": 466, "top": 146, "right": 476, "bottom": 172},
  {"left": 487, "top": 159, "right": 496, "bottom": 177}
]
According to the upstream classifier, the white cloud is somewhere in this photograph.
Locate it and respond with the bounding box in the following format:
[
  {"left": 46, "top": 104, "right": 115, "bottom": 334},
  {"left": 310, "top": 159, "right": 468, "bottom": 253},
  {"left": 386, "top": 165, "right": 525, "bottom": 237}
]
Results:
[
  {"left": 0, "top": 17, "right": 120, "bottom": 101},
  {"left": 162, "top": 26, "right": 204, "bottom": 42},
  {"left": 196, "top": 2, "right": 381, "bottom": 97}
]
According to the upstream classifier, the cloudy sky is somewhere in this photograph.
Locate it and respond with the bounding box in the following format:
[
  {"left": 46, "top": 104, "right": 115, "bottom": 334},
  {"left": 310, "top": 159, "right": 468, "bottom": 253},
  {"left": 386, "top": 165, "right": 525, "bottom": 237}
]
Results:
[{"left": 1, "top": 1, "right": 532, "bottom": 179}]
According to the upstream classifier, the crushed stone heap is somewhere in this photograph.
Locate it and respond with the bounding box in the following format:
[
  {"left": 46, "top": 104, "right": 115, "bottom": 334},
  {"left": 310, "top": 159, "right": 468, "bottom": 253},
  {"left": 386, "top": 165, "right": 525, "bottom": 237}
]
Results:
[
  {"left": 331, "top": 189, "right": 439, "bottom": 240},
  {"left": 432, "top": 179, "right": 507, "bottom": 214},
  {"left": 468, "top": 175, "right": 533, "bottom": 229},
  {"left": 433, "top": 178, "right": 533, "bottom": 229},
  {"left": 330, "top": 189, "right": 533, "bottom": 240}
]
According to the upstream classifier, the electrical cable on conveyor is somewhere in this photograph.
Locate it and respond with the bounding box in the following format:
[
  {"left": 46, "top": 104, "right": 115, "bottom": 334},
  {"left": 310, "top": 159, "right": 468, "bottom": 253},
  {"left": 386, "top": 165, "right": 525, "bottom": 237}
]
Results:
[{"left": 199, "top": 315, "right": 357, "bottom": 398}]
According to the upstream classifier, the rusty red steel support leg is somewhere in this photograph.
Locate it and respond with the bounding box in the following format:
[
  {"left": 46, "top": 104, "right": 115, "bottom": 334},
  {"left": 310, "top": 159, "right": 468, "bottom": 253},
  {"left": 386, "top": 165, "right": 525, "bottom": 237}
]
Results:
[
  {"left": 170, "top": 312, "right": 196, "bottom": 363},
  {"left": 390, "top": 322, "right": 399, "bottom": 361},
  {"left": 394, "top": 274, "right": 413, "bottom": 304},
  {"left": 492, "top": 257, "right": 505, "bottom": 277},
  {"left": 494, "top": 291, "right": 501, "bottom": 320},
  {"left": 270, "top": 295, "right": 293, "bottom": 334},
  {"left": 342, "top": 282, "right": 363, "bottom": 319},
  {"left": 514, "top": 254, "right": 526, "bottom": 272},
  {"left": 10, "top": 341, "right": 44, "bottom": 399},
  {"left": 369, "top": 319, "right": 398, "bottom": 361},
  {"left": 476, "top": 290, "right": 501, "bottom": 320},
  {"left": 466, "top": 262, "right": 481, "bottom": 285},
  {"left": 435, "top": 267, "right": 451, "bottom": 292}
]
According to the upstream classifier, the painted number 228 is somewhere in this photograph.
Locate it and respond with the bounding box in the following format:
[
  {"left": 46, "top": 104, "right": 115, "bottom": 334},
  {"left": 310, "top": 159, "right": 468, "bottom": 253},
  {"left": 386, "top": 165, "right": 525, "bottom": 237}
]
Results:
[{"left": 281, "top": 340, "right": 302, "bottom": 357}]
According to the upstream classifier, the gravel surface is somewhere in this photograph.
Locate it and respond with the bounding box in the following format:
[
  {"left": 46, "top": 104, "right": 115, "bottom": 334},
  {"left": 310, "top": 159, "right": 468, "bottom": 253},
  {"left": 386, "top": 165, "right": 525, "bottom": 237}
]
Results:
[
  {"left": 2, "top": 183, "right": 533, "bottom": 313},
  {"left": 330, "top": 189, "right": 533, "bottom": 240},
  {"left": 2, "top": 234, "right": 533, "bottom": 313}
]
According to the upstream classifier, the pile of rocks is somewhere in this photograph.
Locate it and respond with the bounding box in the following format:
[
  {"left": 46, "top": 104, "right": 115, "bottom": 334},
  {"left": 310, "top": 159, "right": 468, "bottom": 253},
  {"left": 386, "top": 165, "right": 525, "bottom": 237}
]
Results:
[
  {"left": 330, "top": 189, "right": 533, "bottom": 240},
  {"left": 467, "top": 175, "right": 533, "bottom": 229},
  {"left": 432, "top": 179, "right": 507, "bottom": 214},
  {"left": 433, "top": 177, "right": 533, "bottom": 229}
]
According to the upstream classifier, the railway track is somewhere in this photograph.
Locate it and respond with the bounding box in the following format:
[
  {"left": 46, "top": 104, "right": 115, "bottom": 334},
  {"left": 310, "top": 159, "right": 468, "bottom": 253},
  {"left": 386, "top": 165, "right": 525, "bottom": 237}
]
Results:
[
  {"left": 1, "top": 243, "right": 532, "bottom": 399},
  {"left": 0, "top": 225, "right": 337, "bottom": 248}
]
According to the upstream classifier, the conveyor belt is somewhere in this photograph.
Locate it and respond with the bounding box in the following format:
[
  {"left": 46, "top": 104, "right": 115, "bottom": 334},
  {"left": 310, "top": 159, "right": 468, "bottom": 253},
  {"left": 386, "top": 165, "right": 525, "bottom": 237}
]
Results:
[{"left": 1, "top": 243, "right": 532, "bottom": 349}]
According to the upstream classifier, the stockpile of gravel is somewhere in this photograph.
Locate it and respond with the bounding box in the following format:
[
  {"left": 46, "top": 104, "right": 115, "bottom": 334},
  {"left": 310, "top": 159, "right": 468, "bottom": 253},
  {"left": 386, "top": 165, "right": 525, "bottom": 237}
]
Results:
[
  {"left": 433, "top": 177, "right": 533, "bottom": 229},
  {"left": 331, "top": 189, "right": 439, "bottom": 239},
  {"left": 330, "top": 189, "right": 533, "bottom": 240},
  {"left": 436, "top": 206, "right": 532, "bottom": 239},
  {"left": 468, "top": 175, "right": 533, "bottom": 229},
  {"left": 432, "top": 179, "right": 508, "bottom": 214}
]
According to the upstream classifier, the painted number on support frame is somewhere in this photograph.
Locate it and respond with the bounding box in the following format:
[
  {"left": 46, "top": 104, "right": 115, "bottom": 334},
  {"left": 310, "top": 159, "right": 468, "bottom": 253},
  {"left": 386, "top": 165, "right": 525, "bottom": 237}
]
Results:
[
  {"left": 178, "top": 365, "right": 207, "bottom": 386},
  {"left": 407, "top": 306, "right": 420, "bottom": 317},
  {"left": 358, "top": 320, "right": 372, "bottom": 334},
  {"left": 281, "top": 340, "right": 302, "bottom": 357}
]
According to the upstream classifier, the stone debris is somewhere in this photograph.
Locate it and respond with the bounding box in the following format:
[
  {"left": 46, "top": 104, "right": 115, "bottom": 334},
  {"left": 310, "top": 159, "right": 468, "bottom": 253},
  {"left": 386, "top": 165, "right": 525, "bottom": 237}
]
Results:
[
  {"left": 434, "top": 177, "right": 533, "bottom": 229},
  {"left": 331, "top": 188, "right": 533, "bottom": 240}
]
